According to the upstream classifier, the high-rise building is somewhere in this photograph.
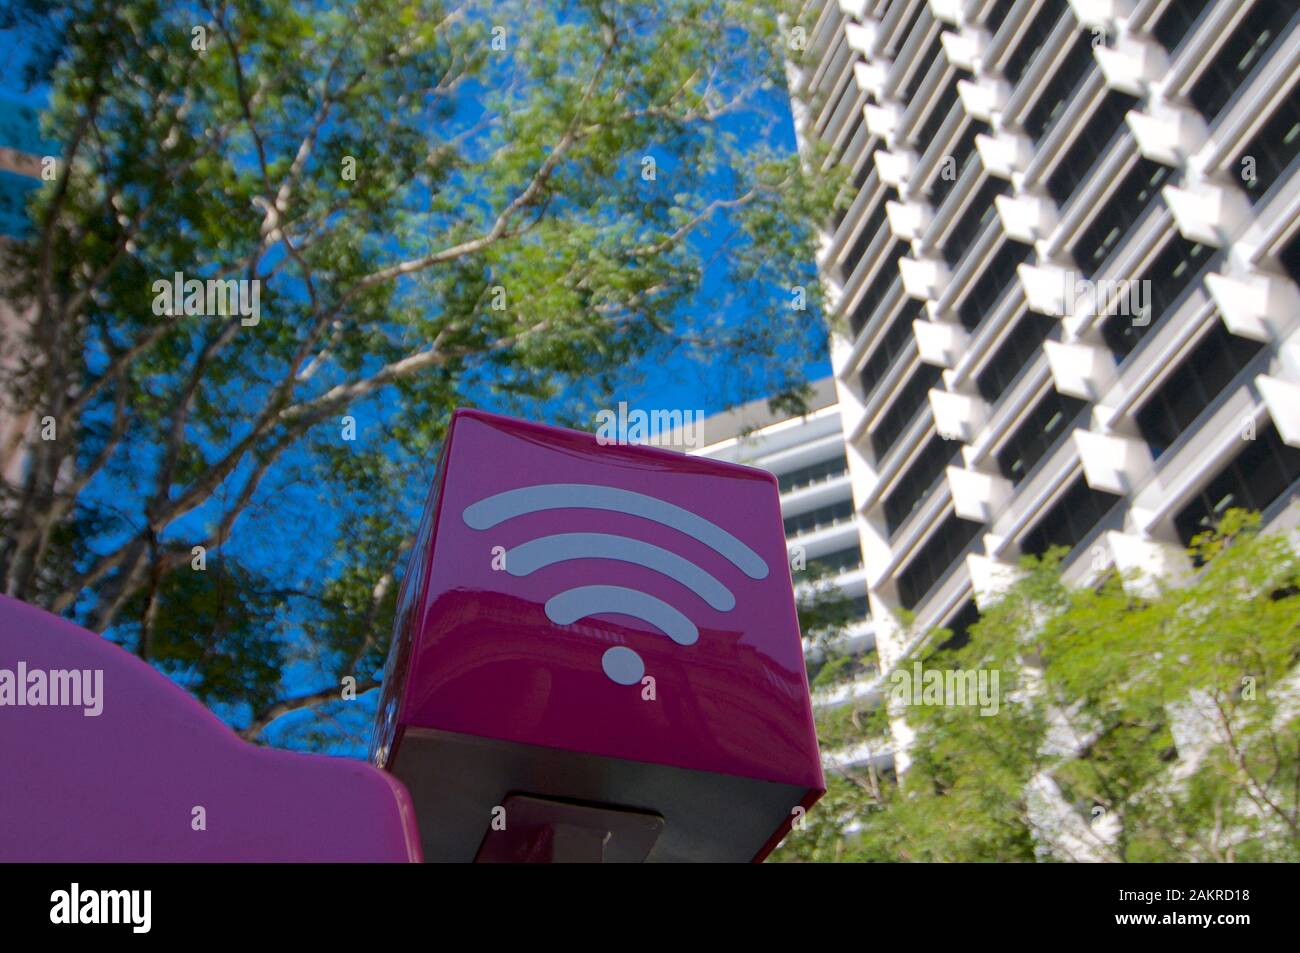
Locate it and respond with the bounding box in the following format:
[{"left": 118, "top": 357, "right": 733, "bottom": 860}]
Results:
[
  {"left": 676, "top": 378, "right": 893, "bottom": 774},
  {"left": 788, "top": 0, "right": 1300, "bottom": 767}
]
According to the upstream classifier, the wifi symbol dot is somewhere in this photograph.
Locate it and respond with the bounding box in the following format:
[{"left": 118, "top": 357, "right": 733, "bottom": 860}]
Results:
[
  {"left": 600, "top": 646, "right": 645, "bottom": 686},
  {"left": 463, "top": 483, "right": 768, "bottom": 684}
]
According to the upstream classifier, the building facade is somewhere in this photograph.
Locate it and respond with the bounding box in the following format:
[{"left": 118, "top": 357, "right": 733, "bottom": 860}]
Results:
[{"left": 788, "top": 0, "right": 1300, "bottom": 767}]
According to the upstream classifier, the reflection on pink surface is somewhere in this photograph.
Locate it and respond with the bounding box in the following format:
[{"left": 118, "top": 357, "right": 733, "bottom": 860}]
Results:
[{"left": 0, "top": 595, "right": 421, "bottom": 862}]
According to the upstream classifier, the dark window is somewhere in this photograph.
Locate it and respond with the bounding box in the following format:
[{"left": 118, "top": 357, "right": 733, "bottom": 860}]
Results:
[
  {"left": 957, "top": 242, "right": 1030, "bottom": 331},
  {"left": 832, "top": 198, "right": 851, "bottom": 233},
  {"left": 1024, "top": 32, "right": 1093, "bottom": 141},
  {"left": 983, "top": 0, "right": 1016, "bottom": 33},
  {"left": 997, "top": 389, "right": 1087, "bottom": 483},
  {"left": 1045, "top": 92, "right": 1139, "bottom": 207},
  {"left": 1189, "top": 2, "right": 1294, "bottom": 124},
  {"left": 1134, "top": 321, "right": 1265, "bottom": 458},
  {"left": 832, "top": 69, "right": 863, "bottom": 128},
  {"left": 898, "top": 515, "right": 983, "bottom": 610},
  {"left": 1237, "top": 94, "right": 1300, "bottom": 205},
  {"left": 840, "top": 109, "right": 866, "bottom": 157},
  {"left": 860, "top": 300, "right": 922, "bottom": 390},
  {"left": 853, "top": 142, "right": 879, "bottom": 190},
  {"left": 1002, "top": 2, "right": 1060, "bottom": 86},
  {"left": 1099, "top": 235, "right": 1210, "bottom": 361},
  {"left": 937, "top": 598, "right": 980, "bottom": 651},
  {"left": 1281, "top": 228, "right": 1300, "bottom": 288},
  {"left": 785, "top": 499, "right": 856, "bottom": 536},
  {"left": 889, "top": 1, "right": 929, "bottom": 59},
  {"left": 1070, "top": 158, "right": 1172, "bottom": 276},
  {"left": 804, "top": 545, "right": 865, "bottom": 577},
  {"left": 813, "top": 30, "right": 846, "bottom": 77},
  {"left": 914, "top": 78, "right": 960, "bottom": 150},
  {"left": 884, "top": 434, "right": 962, "bottom": 535},
  {"left": 779, "top": 456, "right": 848, "bottom": 493},
  {"left": 942, "top": 176, "right": 1010, "bottom": 268},
  {"left": 831, "top": 118, "right": 871, "bottom": 231},
  {"left": 927, "top": 119, "right": 988, "bottom": 208},
  {"left": 1141, "top": 236, "right": 1210, "bottom": 321},
  {"left": 820, "top": 74, "right": 860, "bottom": 133},
  {"left": 1021, "top": 477, "right": 1120, "bottom": 556},
  {"left": 847, "top": 241, "right": 907, "bottom": 336},
  {"left": 871, "top": 364, "right": 943, "bottom": 459},
  {"left": 899, "top": 30, "right": 945, "bottom": 105},
  {"left": 1153, "top": 0, "right": 1214, "bottom": 54},
  {"left": 831, "top": 144, "right": 881, "bottom": 234},
  {"left": 841, "top": 201, "right": 890, "bottom": 283},
  {"left": 976, "top": 313, "right": 1055, "bottom": 403},
  {"left": 1174, "top": 424, "right": 1300, "bottom": 547}
]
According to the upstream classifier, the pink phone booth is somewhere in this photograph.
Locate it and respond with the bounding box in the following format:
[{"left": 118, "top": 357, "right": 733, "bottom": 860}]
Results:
[{"left": 370, "top": 408, "right": 824, "bottom": 862}]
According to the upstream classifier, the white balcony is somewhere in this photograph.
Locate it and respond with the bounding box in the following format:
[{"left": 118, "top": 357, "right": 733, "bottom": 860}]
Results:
[
  {"left": 823, "top": 737, "right": 895, "bottom": 772},
  {"left": 1018, "top": 261, "right": 1071, "bottom": 316},
  {"left": 929, "top": 0, "right": 970, "bottom": 29},
  {"left": 865, "top": 101, "right": 901, "bottom": 140},
  {"left": 1072, "top": 428, "right": 1155, "bottom": 496},
  {"left": 780, "top": 471, "right": 854, "bottom": 515},
  {"left": 1064, "top": 0, "right": 1134, "bottom": 31},
  {"left": 853, "top": 60, "right": 887, "bottom": 99},
  {"left": 966, "top": 551, "right": 1023, "bottom": 610},
  {"left": 946, "top": 463, "right": 1013, "bottom": 523},
  {"left": 957, "top": 75, "right": 1009, "bottom": 123},
  {"left": 995, "top": 190, "right": 1058, "bottom": 243},
  {"left": 976, "top": 128, "right": 1034, "bottom": 180},
  {"left": 1206, "top": 270, "right": 1300, "bottom": 344},
  {"left": 939, "top": 27, "right": 987, "bottom": 71},
  {"left": 1162, "top": 178, "right": 1252, "bottom": 247},
  {"left": 913, "top": 317, "right": 969, "bottom": 368},
  {"left": 874, "top": 146, "right": 917, "bottom": 190},
  {"left": 1125, "top": 99, "right": 1208, "bottom": 167},
  {"left": 813, "top": 673, "right": 883, "bottom": 711},
  {"left": 1101, "top": 530, "right": 1193, "bottom": 596},
  {"left": 899, "top": 254, "right": 951, "bottom": 300},
  {"left": 885, "top": 198, "right": 931, "bottom": 241},
  {"left": 929, "top": 387, "right": 988, "bottom": 443},
  {"left": 1095, "top": 32, "right": 1169, "bottom": 98},
  {"left": 1043, "top": 338, "right": 1118, "bottom": 402},
  {"left": 832, "top": 0, "right": 864, "bottom": 12},
  {"left": 1258, "top": 375, "right": 1300, "bottom": 450}
]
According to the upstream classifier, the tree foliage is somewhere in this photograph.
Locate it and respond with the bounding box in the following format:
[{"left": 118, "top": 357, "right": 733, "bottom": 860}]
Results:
[
  {"left": 0, "top": 0, "right": 838, "bottom": 743},
  {"left": 779, "top": 510, "right": 1300, "bottom": 862}
]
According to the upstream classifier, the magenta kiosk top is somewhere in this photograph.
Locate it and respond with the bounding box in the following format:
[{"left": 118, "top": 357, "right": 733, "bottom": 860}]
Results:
[{"left": 371, "top": 409, "right": 823, "bottom": 862}]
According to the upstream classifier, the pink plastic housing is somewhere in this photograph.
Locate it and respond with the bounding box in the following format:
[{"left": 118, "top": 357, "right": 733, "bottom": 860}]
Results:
[
  {"left": 0, "top": 595, "right": 421, "bottom": 861},
  {"left": 372, "top": 409, "right": 824, "bottom": 861}
]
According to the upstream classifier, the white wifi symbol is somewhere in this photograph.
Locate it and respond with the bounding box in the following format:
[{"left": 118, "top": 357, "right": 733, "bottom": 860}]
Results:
[{"left": 463, "top": 483, "right": 769, "bottom": 685}]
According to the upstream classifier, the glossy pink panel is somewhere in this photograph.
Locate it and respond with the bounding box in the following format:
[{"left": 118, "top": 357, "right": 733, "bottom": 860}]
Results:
[
  {"left": 388, "top": 409, "right": 823, "bottom": 791},
  {"left": 0, "top": 595, "right": 422, "bottom": 861}
]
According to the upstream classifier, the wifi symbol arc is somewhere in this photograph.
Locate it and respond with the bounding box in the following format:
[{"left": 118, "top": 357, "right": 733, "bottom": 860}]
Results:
[{"left": 462, "top": 483, "right": 769, "bottom": 685}]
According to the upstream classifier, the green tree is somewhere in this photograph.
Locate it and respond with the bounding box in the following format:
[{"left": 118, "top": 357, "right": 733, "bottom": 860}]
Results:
[
  {"left": 0, "top": 0, "right": 840, "bottom": 743},
  {"left": 778, "top": 510, "right": 1300, "bottom": 862}
]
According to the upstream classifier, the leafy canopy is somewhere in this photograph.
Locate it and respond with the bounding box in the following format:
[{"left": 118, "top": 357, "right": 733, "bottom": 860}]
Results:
[
  {"left": 0, "top": 0, "right": 839, "bottom": 744},
  {"left": 779, "top": 511, "right": 1300, "bottom": 862}
]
